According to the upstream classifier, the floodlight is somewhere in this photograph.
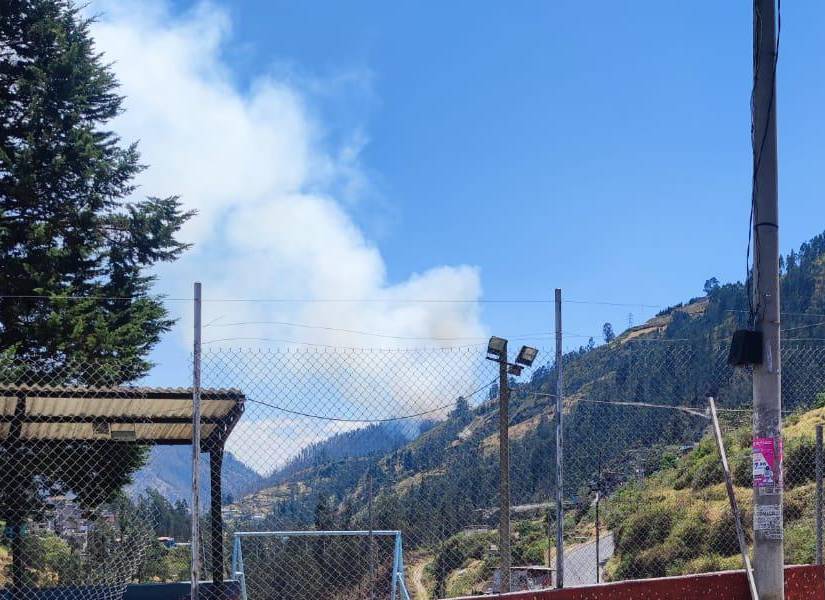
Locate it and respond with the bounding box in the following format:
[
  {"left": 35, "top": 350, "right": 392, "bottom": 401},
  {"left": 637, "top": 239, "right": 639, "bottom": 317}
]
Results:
[
  {"left": 487, "top": 336, "right": 507, "bottom": 359},
  {"left": 507, "top": 364, "right": 523, "bottom": 376},
  {"left": 515, "top": 345, "right": 538, "bottom": 367}
]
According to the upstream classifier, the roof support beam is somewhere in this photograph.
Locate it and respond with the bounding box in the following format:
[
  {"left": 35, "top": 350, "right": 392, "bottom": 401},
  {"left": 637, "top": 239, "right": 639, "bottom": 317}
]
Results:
[
  {"left": 0, "top": 415, "right": 226, "bottom": 424},
  {"left": 210, "top": 447, "right": 225, "bottom": 587}
]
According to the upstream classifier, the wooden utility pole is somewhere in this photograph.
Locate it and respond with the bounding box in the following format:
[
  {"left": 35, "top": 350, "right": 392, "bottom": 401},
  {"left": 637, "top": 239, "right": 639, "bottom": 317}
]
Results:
[{"left": 752, "top": 1, "right": 783, "bottom": 597}]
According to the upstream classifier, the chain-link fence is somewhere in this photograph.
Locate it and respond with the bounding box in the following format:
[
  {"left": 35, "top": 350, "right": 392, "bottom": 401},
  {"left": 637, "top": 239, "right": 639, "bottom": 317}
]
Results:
[
  {"left": 0, "top": 359, "right": 195, "bottom": 600},
  {"left": 1, "top": 338, "right": 824, "bottom": 599},
  {"left": 556, "top": 340, "right": 825, "bottom": 588},
  {"left": 201, "top": 346, "right": 503, "bottom": 600}
]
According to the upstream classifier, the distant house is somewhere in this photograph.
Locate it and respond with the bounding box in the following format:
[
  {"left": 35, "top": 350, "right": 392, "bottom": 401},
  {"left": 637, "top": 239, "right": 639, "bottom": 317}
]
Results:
[{"left": 492, "top": 566, "right": 554, "bottom": 593}]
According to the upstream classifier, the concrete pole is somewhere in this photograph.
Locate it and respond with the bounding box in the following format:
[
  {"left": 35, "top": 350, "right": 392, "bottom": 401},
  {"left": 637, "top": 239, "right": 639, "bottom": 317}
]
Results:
[
  {"left": 752, "top": 1, "right": 783, "bottom": 597},
  {"left": 555, "top": 288, "right": 564, "bottom": 588},
  {"left": 192, "top": 282, "right": 203, "bottom": 599},
  {"left": 498, "top": 340, "right": 511, "bottom": 593}
]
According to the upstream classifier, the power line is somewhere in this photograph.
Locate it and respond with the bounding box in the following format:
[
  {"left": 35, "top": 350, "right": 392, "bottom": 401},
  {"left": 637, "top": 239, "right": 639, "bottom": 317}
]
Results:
[
  {"left": 564, "top": 299, "right": 664, "bottom": 309},
  {"left": 202, "top": 333, "right": 598, "bottom": 349},
  {"left": 0, "top": 293, "right": 664, "bottom": 308},
  {"left": 201, "top": 336, "right": 503, "bottom": 350},
  {"left": 781, "top": 321, "right": 825, "bottom": 334},
  {"left": 576, "top": 398, "right": 709, "bottom": 418},
  {"left": 0, "top": 294, "right": 178, "bottom": 301},
  {"left": 204, "top": 320, "right": 555, "bottom": 342},
  {"left": 244, "top": 378, "right": 497, "bottom": 423},
  {"left": 726, "top": 309, "right": 825, "bottom": 319}
]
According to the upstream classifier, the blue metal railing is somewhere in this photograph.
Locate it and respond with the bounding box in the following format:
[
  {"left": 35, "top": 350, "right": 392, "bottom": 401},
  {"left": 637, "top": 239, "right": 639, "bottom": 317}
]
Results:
[{"left": 231, "top": 530, "right": 411, "bottom": 600}]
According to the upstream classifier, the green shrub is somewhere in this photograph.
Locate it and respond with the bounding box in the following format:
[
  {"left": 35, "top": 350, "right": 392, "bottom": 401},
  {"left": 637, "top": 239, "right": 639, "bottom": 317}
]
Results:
[
  {"left": 615, "top": 505, "right": 672, "bottom": 553},
  {"left": 680, "top": 553, "right": 742, "bottom": 575},
  {"left": 666, "top": 507, "right": 710, "bottom": 560},
  {"left": 620, "top": 546, "right": 670, "bottom": 579},
  {"left": 430, "top": 531, "right": 493, "bottom": 597},
  {"left": 785, "top": 520, "right": 815, "bottom": 565},
  {"left": 785, "top": 439, "right": 816, "bottom": 488},
  {"left": 691, "top": 454, "right": 724, "bottom": 490},
  {"left": 784, "top": 485, "right": 813, "bottom": 522},
  {"left": 604, "top": 483, "right": 644, "bottom": 529},
  {"left": 660, "top": 452, "right": 678, "bottom": 470},
  {"left": 707, "top": 509, "right": 743, "bottom": 556},
  {"left": 513, "top": 538, "right": 546, "bottom": 566},
  {"left": 731, "top": 448, "right": 753, "bottom": 487}
]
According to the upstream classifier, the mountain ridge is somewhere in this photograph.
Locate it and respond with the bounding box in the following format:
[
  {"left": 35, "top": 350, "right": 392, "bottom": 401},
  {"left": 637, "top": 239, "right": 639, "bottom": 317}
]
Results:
[{"left": 145, "top": 230, "right": 825, "bottom": 552}]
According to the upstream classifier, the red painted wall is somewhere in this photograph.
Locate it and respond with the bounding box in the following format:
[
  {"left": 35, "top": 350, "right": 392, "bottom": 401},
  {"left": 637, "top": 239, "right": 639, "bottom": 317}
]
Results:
[{"left": 446, "top": 565, "right": 824, "bottom": 600}]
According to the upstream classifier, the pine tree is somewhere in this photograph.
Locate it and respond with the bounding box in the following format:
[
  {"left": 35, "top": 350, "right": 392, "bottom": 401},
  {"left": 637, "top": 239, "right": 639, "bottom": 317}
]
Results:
[
  {"left": 0, "top": 0, "right": 194, "bottom": 380},
  {"left": 0, "top": 1, "right": 193, "bottom": 584},
  {"left": 602, "top": 322, "right": 615, "bottom": 343}
]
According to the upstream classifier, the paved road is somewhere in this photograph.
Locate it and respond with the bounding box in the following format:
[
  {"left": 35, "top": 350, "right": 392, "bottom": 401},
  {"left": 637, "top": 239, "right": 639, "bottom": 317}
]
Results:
[{"left": 556, "top": 533, "right": 615, "bottom": 587}]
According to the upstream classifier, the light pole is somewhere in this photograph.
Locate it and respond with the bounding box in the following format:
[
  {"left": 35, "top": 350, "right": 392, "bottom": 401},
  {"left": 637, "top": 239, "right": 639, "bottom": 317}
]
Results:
[
  {"left": 589, "top": 452, "right": 608, "bottom": 584},
  {"left": 486, "top": 337, "right": 538, "bottom": 593},
  {"left": 591, "top": 454, "right": 602, "bottom": 584}
]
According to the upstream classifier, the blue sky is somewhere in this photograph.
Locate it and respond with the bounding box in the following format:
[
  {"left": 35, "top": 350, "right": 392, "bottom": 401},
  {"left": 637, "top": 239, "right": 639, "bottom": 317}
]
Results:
[{"left": 91, "top": 0, "right": 825, "bottom": 384}]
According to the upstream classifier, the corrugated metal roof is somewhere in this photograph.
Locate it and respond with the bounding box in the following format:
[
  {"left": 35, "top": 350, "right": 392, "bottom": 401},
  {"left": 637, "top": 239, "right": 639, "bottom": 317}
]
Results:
[
  {"left": 0, "top": 384, "right": 244, "bottom": 443},
  {"left": 0, "top": 384, "right": 242, "bottom": 398}
]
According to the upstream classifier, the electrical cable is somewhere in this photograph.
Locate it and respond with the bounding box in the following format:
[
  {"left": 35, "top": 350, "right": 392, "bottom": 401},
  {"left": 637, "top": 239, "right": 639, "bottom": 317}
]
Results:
[
  {"left": 781, "top": 321, "right": 825, "bottom": 335},
  {"left": 204, "top": 320, "right": 554, "bottom": 342},
  {"left": 0, "top": 294, "right": 663, "bottom": 308},
  {"left": 243, "top": 377, "right": 497, "bottom": 423},
  {"left": 746, "top": 0, "right": 781, "bottom": 327}
]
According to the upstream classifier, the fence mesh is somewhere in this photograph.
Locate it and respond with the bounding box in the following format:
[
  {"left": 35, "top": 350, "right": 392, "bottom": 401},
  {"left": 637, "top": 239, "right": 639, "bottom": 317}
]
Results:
[
  {"left": 0, "top": 360, "right": 173, "bottom": 600},
  {"left": 234, "top": 532, "right": 399, "bottom": 600},
  {"left": 1, "top": 338, "right": 824, "bottom": 599}
]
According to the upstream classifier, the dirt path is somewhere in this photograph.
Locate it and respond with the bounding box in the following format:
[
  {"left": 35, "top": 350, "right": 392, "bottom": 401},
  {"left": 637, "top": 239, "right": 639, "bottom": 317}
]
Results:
[{"left": 409, "top": 554, "right": 432, "bottom": 599}]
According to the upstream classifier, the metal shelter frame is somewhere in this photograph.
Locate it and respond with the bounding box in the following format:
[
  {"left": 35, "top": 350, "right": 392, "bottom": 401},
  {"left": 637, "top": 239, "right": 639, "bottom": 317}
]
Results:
[{"left": 0, "top": 384, "right": 245, "bottom": 593}]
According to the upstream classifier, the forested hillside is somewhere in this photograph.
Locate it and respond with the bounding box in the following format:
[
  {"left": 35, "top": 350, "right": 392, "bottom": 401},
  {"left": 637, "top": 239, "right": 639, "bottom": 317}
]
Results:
[
  {"left": 131, "top": 447, "right": 263, "bottom": 504},
  {"left": 262, "top": 423, "right": 412, "bottom": 488},
  {"left": 216, "top": 231, "right": 825, "bottom": 597}
]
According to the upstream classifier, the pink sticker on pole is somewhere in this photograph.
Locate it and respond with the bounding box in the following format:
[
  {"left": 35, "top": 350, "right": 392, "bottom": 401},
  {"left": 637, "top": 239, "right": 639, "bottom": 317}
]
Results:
[{"left": 753, "top": 437, "right": 782, "bottom": 491}]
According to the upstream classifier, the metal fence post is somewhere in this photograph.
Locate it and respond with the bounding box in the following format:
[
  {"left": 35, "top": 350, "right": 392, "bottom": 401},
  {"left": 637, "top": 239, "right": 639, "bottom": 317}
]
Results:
[
  {"left": 595, "top": 491, "right": 600, "bottom": 584},
  {"left": 499, "top": 340, "right": 511, "bottom": 593},
  {"left": 368, "top": 469, "right": 375, "bottom": 600},
  {"left": 817, "top": 424, "right": 823, "bottom": 565},
  {"left": 390, "top": 533, "right": 400, "bottom": 600},
  {"left": 709, "top": 396, "right": 757, "bottom": 598},
  {"left": 555, "top": 288, "right": 564, "bottom": 588},
  {"left": 191, "top": 282, "right": 202, "bottom": 599}
]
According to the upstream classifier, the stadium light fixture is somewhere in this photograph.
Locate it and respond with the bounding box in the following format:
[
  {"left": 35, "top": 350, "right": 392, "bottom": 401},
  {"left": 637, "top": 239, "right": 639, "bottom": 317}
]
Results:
[
  {"left": 515, "top": 345, "right": 538, "bottom": 367},
  {"left": 487, "top": 336, "right": 507, "bottom": 360}
]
